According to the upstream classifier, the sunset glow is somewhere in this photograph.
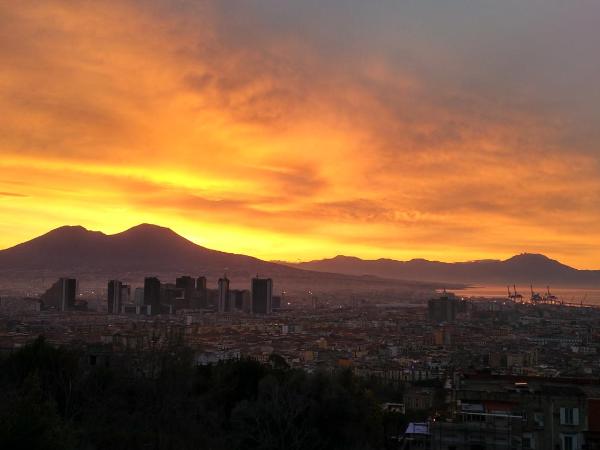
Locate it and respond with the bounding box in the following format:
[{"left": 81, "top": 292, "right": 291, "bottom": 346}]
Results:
[{"left": 2, "top": 1, "right": 600, "bottom": 267}]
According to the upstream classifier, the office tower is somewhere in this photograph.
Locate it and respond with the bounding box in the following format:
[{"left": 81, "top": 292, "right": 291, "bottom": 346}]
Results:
[
  {"left": 144, "top": 277, "right": 161, "bottom": 315},
  {"left": 218, "top": 276, "right": 230, "bottom": 313},
  {"left": 134, "top": 287, "right": 144, "bottom": 306},
  {"left": 238, "top": 290, "right": 252, "bottom": 313},
  {"left": 61, "top": 278, "right": 77, "bottom": 311},
  {"left": 108, "top": 280, "right": 124, "bottom": 314},
  {"left": 193, "top": 276, "right": 207, "bottom": 308},
  {"left": 176, "top": 276, "right": 195, "bottom": 307},
  {"left": 161, "top": 283, "right": 182, "bottom": 312},
  {"left": 251, "top": 277, "right": 273, "bottom": 314},
  {"left": 228, "top": 291, "right": 236, "bottom": 311},
  {"left": 196, "top": 276, "right": 207, "bottom": 291},
  {"left": 428, "top": 293, "right": 458, "bottom": 323},
  {"left": 231, "top": 289, "right": 246, "bottom": 310},
  {"left": 120, "top": 284, "right": 130, "bottom": 304},
  {"left": 40, "top": 278, "right": 77, "bottom": 311}
]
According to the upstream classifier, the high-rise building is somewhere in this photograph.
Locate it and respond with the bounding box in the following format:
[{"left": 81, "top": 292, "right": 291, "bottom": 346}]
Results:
[
  {"left": 428, "top": 293, "right": 458, "bottom": 323},
  {"left": 120, "top": 284, "right": 130, "bottom": 304},
  {"left": 231, "top": 289, "right": 250, "bottom": 311},
  {"left": 144, "top": 277, "right": 161, "bottom": 315},
  {"left": 196, "top": 276, "right": 207, "bottom": 291},
  {"left": 161, "top": 283, "right": 183, "bottom": 311},
  {"left": 40, "top": 278, "right": 77, "bottom": 311},
  {"left": 107, "top": 280, "right": 128, "bottom": 314},
  {"left": 251, "top": 277, "right": 273, "bottom": 314},
  {"left": 62, "top": 278, "right": 77, "bottom": 311},
  {"left": 218, "top": 276, "right": 230, "bottom": 313},
  {"left": 176, "top": 276, "right": 195, "bottom": 307},
  {"left": 134, "top": 287, "right": 145, "bottom": 306},
  {"left": 193, "top": 276, "right": 207, "bottom": 308}
]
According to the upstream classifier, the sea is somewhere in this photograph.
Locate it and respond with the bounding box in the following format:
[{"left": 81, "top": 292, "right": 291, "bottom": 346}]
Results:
[{"left": 451, "top": 285, "right": 600, "bottom": 306}]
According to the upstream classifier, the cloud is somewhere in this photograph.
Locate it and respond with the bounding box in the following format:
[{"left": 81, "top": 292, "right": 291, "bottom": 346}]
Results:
[
  {"left": 0, "top": 0, "right": 599, "bottom": 267},
  {"left": 0, "top": 192, "right": 27, "bottom": 198}
]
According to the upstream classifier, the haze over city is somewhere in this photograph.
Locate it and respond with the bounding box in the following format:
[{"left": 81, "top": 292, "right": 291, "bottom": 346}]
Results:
[{"left": 2, "top": 1, "right": 600, "bottom": 267}]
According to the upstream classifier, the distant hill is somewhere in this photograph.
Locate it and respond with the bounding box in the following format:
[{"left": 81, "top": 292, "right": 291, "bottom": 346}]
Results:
[
  {"left": 0, "top": 224, "right": 445, "bottom": 294},
  {"left": 0, "top": 223, "right": 283, "bottom": 275},
  {"left": 283, "top": 254, "right": 600, "bottom": 287}
]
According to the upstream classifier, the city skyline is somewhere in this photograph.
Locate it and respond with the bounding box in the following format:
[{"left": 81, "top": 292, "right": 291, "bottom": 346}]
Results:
[{"left": 2, "top": 1, "right": 600, "bottom": 267}]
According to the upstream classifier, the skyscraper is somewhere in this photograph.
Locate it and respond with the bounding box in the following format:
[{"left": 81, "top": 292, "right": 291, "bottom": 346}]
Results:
[
  {"left": 161, "top": 283, "right": 182, "bottom": 311},
  {"left": 176, "top": 275, "right": 195, "bottom": 307},
  {"left": 40, "top": 278, "right": 77, "bottom": 311},
  {"left": 251, "top": 277, "right": 273, "bottom": 314},
  {"left": 107, "top": 280, "right": 125, "bottom": 314},
  {"left": 196, "top": 276, "right": 207, "bottom": 291},
  {"left": 144, "top": 277, "right": 161, "bottom": 315},
  {"left": 428, "top": 293, "right": 458, "bottom": 323},
  {"left": 231, "top": 289, "right": 250, "bottom": 311},
  {"left": 194, "top": 276, "right": 207, "bottom": 308},
  {"left": 218, "top": 276, "right": 230, "bottom": 313},
  {"left": 134, "top": 287, "right": 144, "bottom": 306}
]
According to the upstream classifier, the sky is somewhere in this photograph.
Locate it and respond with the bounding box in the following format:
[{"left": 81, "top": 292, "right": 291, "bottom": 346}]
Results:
[{"left": 1, "top": 0, "right": 600, "bottom": 268}]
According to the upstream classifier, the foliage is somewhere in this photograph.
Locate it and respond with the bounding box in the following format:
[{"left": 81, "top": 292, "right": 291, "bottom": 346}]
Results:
[{"left": 0, "top": 338, "right": 388, "bottom": 450}]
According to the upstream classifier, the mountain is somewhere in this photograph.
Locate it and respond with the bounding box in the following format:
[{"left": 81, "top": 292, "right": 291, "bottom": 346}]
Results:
[
  {"left": 284, "top": 253, "right": 600, "bottom": 287},
  {"left": 0, "top": 223, "right": 278, "bottom": 274},
  {"left": 3, "top": 225, "right": 596, "bottom": 290},
  {"left": 0, "top": 224, "right": 446, "bottom": 294}
]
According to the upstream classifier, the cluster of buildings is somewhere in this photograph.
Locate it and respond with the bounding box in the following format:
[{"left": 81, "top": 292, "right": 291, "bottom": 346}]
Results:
[
  {"left": 2, "top": 285, "right": 600, "bottom": 448},
  {"left": 401, "top": 375, "right": 599, "bottom": 450},
  {"left": 37, "top": 275, "right": 280, "bottom": 316}
]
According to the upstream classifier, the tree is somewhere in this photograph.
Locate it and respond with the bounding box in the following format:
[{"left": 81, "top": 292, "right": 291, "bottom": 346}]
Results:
[{"left": 0, "top": 374, "right": 76, "bottom": 450}]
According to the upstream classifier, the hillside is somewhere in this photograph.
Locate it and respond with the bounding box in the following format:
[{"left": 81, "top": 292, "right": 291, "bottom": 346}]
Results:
[{"left": 284, "top": 253, "right": 600, "bottom": 287}]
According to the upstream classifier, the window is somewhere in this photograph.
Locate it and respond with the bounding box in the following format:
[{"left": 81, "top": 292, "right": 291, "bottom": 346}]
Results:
[
  {"left": 560, "top": 408, "right": 580, "bottom": 426},
  {"left": 561, "top": 433, "right": 579, "bottom": 450},
  {"left": 563, "top": 435, "right": 573, "bottom": 450},
  {"left": 523, "top": 433, "right": 535, "bottom": 449}
]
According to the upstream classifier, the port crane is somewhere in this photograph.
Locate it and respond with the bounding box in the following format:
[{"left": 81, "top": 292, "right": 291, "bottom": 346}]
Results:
[{"left": 507, "top": 285, "right": 523, "bottom": 303}]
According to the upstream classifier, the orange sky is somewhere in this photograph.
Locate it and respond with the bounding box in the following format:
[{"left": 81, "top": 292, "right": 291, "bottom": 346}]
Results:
[{"left": 1, "top": 1, "right": 600, "bottom": 268}]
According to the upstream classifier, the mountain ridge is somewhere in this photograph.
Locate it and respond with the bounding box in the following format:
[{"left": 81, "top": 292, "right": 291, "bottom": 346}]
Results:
[
  {"left": 0, "top": 224, "right": 282, "bottom": 273},
  {"left": 280, "top": 253, "right": 600, "bottom": 287},
  {"left": 2, "top": 224, "right": 596, "bottom": 289},
  {"left": 0, "top": 224, "right": 449, "bottom": 294}
]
